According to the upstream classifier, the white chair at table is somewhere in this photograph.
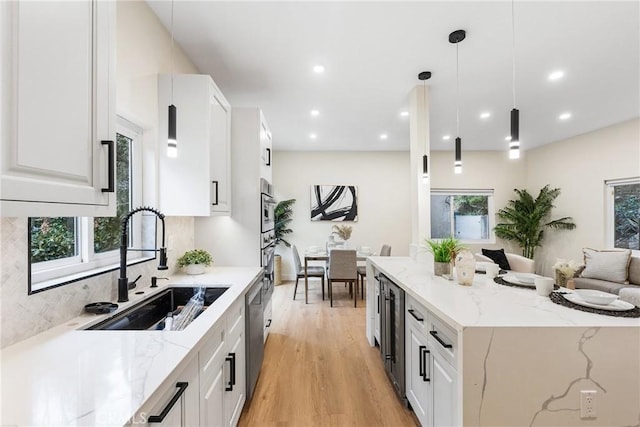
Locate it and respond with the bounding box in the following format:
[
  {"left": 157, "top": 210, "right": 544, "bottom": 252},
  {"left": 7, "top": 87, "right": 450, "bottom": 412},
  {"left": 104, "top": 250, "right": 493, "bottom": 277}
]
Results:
[
  {"left": 356, "top": 244, "right": 391, "bottom": 299},
  {"left": 327, "top": 249, "right": 358, "bottom": 307},
  {"left": 292, "top": 245, "right": 326, "bottom": 300}
]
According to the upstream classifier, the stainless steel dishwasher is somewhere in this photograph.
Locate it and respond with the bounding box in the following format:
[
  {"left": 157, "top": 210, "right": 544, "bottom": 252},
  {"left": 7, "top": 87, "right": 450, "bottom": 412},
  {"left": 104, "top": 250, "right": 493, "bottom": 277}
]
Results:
[{"left": 245, "top": 276, "right": 264, "bottom": 401}]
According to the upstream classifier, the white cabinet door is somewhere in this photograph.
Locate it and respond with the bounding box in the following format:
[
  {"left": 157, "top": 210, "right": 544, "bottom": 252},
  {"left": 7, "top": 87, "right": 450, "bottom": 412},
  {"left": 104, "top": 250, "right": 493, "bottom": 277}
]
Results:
[
  {"left": 406, "top": 327, "right": 431, "bottom": 427},
  {"left": 225, "top": 334, "right": 246, "bottom": 427},
  {"left": 1, "top": 0, "right": 116, "bottom": 217},
  {"left": 200, "top": 362, "right": 226, "bottom": 427},
  {"left": 431, "top": 347, "right": 457, "bottom": 427},
  {"left": 259, "top": 115, "right": 272, "bottom": 181},
  {"left": 209, "top": 85, "right": 231, "bottom": 215}
]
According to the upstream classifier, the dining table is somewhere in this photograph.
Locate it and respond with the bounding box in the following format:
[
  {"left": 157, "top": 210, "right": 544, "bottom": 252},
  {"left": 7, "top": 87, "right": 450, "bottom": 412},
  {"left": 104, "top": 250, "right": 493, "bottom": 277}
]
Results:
[{"left": 303, "top": 250, "right": 374, "bottom": 304}]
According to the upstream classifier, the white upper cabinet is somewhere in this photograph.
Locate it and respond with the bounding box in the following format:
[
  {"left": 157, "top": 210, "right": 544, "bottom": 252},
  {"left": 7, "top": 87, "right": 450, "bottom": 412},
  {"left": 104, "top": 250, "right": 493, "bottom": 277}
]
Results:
[
  {"left": 0, "top": 1, "right": 116, "bottom": 217},
  {"left": 259, "top": 115, "right": 272, "bottom": 182},
  {"left": 158, "top": 74, "right": 231, "bottom": 216}
]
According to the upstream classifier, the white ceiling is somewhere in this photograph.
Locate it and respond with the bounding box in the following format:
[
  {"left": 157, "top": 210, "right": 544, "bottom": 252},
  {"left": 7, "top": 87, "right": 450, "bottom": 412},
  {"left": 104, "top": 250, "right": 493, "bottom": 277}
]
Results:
[{"left": 146, "top": 1, "right": 639, "bottom": 152}]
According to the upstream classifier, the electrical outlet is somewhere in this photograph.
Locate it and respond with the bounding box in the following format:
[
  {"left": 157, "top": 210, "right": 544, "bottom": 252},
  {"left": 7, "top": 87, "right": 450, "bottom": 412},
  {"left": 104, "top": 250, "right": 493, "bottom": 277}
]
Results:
[{"left": 580, "top": 390, "right": 597, "bottom": 419}]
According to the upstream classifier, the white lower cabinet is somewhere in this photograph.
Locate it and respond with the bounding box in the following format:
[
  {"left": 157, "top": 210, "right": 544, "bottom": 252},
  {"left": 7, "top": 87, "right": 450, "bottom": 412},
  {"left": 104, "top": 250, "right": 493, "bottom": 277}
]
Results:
[
  {"left": 405, "top": 296, "right": 458, "bottom": 427},
  {"left": 199, "top": 299, "right": 246, "bottom": 427},
  {"left": 136, "top": 354, "right": 199, "bottom": 426}
]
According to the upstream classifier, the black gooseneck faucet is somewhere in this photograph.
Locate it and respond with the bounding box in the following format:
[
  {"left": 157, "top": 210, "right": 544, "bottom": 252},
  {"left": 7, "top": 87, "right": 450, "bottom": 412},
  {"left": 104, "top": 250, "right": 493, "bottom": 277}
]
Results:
[{"left": 118, "top": 206, "right": 169, "bottom": 302}]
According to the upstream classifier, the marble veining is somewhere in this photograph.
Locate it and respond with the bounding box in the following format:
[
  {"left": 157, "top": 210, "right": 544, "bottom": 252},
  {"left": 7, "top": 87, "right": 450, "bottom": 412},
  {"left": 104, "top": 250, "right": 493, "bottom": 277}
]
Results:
[
  {"left": 477, "top": 328, "right": 494, "bottom": 425},
  {"left": 527, "top": 328, "right": 603, "bottom": 426}
]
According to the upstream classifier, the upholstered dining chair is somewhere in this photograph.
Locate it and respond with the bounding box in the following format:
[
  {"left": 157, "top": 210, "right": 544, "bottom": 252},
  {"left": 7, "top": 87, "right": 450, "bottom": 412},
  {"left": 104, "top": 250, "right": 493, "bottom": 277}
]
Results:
[
  {"left": 327, "top": 249, "right": 358, "bottom": 307},
  {"left": 292, "top": 245, "right": 326, "bottom": 300},
  {"left": 356, "top": 244, "right": 391, "bottom": 299}
]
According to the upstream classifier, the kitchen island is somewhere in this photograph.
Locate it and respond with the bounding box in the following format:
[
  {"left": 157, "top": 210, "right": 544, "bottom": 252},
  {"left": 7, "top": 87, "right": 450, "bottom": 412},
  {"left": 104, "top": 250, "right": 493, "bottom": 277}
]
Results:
[
  {"left": 366, "top": 256, "right": 639, "bottom": 427},
  {"left": 0, "top": 266, "right": 262, "bottom": 427}
]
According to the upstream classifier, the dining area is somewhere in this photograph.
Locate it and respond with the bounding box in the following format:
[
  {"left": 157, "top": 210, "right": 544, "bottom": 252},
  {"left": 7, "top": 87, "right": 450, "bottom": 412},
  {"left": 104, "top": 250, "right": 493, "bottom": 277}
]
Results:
[{"left": 290, "top": 243, "right": 392, "bottom": 307}]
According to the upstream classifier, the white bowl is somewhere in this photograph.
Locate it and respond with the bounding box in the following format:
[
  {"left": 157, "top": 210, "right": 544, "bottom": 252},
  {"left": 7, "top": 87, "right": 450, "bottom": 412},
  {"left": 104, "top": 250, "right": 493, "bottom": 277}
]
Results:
[
  {"left": 514, "top": 273, "right": 536, "bottom": 284},
  {"left": 574, "top": 289, "right": 618, "bottom": 305}
]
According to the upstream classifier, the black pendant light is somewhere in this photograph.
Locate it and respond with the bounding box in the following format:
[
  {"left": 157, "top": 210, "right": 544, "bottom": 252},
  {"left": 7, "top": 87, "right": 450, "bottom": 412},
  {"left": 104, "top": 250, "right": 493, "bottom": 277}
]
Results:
[
  {"left": 509, "top": 0, "right": 520, "bottom": 159},
  {"left": 449, "top": 29, "right": 466, "bottom": 174},
  {"left": 418, "top": 71, "right": 432, "bottom": 183},
  {"left": 167, "top": 0, "right": 178, "bottom": 158}
]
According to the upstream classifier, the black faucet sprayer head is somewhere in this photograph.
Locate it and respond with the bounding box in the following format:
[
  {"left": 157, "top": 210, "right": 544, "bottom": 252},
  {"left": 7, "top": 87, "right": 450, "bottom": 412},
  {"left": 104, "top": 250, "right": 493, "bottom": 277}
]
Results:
[{"left": 158, "top": 247, "right": 169, "bottom": 270}]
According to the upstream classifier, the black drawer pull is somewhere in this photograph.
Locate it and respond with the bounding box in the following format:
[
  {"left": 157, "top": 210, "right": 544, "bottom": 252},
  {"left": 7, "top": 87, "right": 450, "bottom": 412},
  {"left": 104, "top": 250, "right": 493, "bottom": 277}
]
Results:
[
  {"left": 225, "top": 353, "right": 236, "bottom": 391},
  {"left": 422, "top": 347, "right": 431, "bottom": 382},
  {"left": 211, "top": 180, "right": 219, "bottom": 206},
  {"left": 101, "top": 140, "right": 115, "bottom": 193},
  {"left": 265, "top": 148, "right": 271, "bottom": 166},
  {"left": 147, "top": 382, "right": 189, "bottom": 423},
  {"left": 408, "top": 309, "right": 424, "bottom": 322},
  {"left": 418, "top": 345, "right": 426, "bottom": 377},
  {"left": 266, "top": 319, "right": 272, "bottom": 327},
  {"left": 430, "top": 330, "right": 453, "bottom": 349}
]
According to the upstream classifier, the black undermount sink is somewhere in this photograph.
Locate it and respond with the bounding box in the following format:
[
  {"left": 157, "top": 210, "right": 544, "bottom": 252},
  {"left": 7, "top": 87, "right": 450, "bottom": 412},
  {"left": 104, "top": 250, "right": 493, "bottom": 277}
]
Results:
[{"left": 86, "top": 286, "right": 229, "bottom": 331}]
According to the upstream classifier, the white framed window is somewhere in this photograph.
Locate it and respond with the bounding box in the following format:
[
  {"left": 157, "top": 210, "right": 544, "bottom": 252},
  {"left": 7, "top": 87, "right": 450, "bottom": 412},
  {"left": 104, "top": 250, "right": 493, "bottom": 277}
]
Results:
[
  {"left": 29, "top": 117, "right": 151, "bottom": 293},
  {"left": 605, "top": 177, "right": 639, "bottom": 252},
  {"left": 431, "top": 189, "right": 495, "bottom": 243}
]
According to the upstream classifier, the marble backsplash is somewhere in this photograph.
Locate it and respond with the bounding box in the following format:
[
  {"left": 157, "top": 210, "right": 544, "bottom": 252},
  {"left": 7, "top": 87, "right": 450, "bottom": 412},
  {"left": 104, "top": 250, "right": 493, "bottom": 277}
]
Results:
[{"left": 0, "top": 216, "right": 194, "bottom": 348}]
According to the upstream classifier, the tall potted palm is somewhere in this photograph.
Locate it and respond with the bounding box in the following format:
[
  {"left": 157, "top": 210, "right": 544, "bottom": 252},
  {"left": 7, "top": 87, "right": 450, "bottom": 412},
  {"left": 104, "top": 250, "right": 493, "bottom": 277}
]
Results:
[
  {"left": 494, "top": 185, "right": 576, "bottom": 259},
  {"left": 274, "top": 198, "right": 296, "bottom": 285}
]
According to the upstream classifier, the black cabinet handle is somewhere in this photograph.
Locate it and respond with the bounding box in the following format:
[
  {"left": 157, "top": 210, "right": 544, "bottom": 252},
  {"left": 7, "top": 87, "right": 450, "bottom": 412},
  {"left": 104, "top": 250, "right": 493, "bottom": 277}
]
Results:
[
  {"left": 265, "top": 148, "right": 271, "bottom": 166},
  {"left": 101, "top": 140, "right": 115, "bottom": 193},
  {"left": 211, "top": 180, "right": 219, "bottom": 206},
  {"left": 266, "top": 319, "right": 272, "bottom": 327},
  {"left": 147, "top": 382, "right": 189, "bottom": 423},
  {"left": 377, "top": 294, "right": 380, "bottom": 314},
  {"left": 418, "top": 345, "right": 426, "bottom": 378},
  {"left": 430, "top": 330, "right": 453, "bottom": 349},
  {"left": 422, "top": 348, "right": 431, "bottom": 382},
  {"left": 225, "top": 353, "right": 236, "bottom": 391},
  {"left": 408, "top": 309, "right": 424, "bottom": 322}
]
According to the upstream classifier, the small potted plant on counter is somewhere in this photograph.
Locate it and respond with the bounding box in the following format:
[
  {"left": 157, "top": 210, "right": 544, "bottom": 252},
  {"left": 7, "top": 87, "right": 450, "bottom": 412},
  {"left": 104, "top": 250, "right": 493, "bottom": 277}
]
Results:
[
  {"left": 177, "top": 249, "right": 213, "bottom": 275},
  {"left": 425, "top": 237, "right": 464, "bottom": 277}
]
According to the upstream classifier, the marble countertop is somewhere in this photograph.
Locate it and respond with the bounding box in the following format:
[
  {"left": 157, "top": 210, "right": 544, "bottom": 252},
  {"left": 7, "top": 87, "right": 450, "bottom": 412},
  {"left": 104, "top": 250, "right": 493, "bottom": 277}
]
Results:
[
  {"left": 0, "top": 266, "right": 263, "bottom": 427},
  {"left": 370, "top": 257, "right": 640, "bottom": 330}
]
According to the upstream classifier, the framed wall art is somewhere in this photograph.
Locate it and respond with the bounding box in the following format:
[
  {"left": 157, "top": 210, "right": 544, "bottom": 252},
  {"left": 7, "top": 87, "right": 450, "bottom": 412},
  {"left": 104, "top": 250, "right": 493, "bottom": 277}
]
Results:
[{"left": 310, "top": 185, "right": 358, "bottom": 221}]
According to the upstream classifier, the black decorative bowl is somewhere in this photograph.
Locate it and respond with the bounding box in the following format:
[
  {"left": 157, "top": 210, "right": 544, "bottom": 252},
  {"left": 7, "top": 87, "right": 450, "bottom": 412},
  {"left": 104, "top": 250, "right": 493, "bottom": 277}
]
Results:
[{"left": 85, "top": 302, "right": 118, "bottom": 315}]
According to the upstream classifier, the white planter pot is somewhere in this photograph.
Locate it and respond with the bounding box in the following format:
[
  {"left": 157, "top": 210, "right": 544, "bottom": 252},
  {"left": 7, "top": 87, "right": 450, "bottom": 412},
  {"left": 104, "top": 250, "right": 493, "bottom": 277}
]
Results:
[{"left": 184, "top": 264, "right": 206, "bottom": 275}]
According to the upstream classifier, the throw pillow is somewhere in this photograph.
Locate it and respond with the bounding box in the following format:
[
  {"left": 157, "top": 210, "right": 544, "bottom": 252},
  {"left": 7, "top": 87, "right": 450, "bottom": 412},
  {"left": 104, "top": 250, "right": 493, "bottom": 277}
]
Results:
[
  {"left": 481, "top": 248, "right": 511, "bottom": 271},
  {"left": 580, "top": 248, "right": 631, "bottom": 283}
]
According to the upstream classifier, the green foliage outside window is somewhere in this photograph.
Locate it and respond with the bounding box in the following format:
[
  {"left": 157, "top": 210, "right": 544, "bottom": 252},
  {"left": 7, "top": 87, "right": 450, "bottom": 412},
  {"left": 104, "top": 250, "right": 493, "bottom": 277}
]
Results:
[
  {"left": 614, "top": 183, "right": 639, "bottom": 250},
  {"left": 30, "top": 217, "right": 77, "bottom": 263},
  {"left": 453, "top": 195, "right": 488, "bottom": 215}
]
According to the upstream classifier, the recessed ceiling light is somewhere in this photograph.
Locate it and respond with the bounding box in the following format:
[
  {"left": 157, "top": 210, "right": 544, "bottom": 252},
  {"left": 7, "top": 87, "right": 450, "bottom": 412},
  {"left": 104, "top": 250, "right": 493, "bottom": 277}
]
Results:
[
  {"left": 442, "top": 135, "right": 451, "bottom": 141},
  {"left": 548, "top": 70, "right": 565, "bottom": 81},
  {"left": 310, "top": 109, "right": 320, "bottom": 117},
  {"left": 480, "top": 112, "right": 491, "bottom": 119},
  {"left": 313, "top": 65, "right": 325, "bottom": 74},
  {"left": 559, "top": 112, "right": 572, "bottom": 120},
  {"left": 309, "top": 133, "right": 317, "bottom": 139},
  {"left": 400, "top": 111, "right": 409, "bottom": 117},
  {"left": 380, "top": 134, "right": 388, "bottom": 140},
  {"left": 505, "top": 136, "right": 512, "bottom": 141}
]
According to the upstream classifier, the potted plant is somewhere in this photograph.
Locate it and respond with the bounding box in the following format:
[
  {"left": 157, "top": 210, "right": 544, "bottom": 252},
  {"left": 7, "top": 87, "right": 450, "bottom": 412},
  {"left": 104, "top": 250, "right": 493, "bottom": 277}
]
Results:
[
  {"left": 274, "top": 199, "right": 296, "bottom": 285},
  {"left": 331, "top": 224, "right": 353, "bottom": 246},
  {"left": 177, "top": 249, "right": 213, "bottom": 275},
  {"left": 425, "top": 237, "right": 464, "bottom": 276},
  {"left": 494, "top": 185, "right": 576, "bottom": 259}
]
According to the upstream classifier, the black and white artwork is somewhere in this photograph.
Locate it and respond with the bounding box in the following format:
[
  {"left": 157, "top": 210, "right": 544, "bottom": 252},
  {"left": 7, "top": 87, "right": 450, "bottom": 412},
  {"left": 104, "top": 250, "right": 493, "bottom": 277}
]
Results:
[{"left": 310, "top": 185, "right": 358, "bottom": 221}]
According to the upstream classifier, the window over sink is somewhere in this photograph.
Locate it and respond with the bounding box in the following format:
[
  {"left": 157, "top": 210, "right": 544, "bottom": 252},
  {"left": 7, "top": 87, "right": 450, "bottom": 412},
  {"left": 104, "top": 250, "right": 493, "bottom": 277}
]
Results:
[{"left": 28, "top": 117, "right": 156, "bottom": 293}]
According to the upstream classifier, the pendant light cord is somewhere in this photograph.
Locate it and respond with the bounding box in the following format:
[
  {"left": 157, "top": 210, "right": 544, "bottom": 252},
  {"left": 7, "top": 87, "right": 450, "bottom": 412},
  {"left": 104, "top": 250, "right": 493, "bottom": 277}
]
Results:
[
  {"left": 512, "top": 0, "right": 516, "bottom": 108},
  {"left": 456, "top": 42, "right": 460, "bottom": 136},
  {"left": 170, "top": 0, "right": 175, "bottom": 104}
]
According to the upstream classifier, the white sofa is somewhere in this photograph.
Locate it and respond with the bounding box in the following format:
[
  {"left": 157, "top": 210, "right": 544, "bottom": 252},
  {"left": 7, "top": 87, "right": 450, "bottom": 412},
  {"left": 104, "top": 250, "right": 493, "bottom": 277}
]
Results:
[{"left": 475, "top": 252, "right": 535, "bottom": 274}]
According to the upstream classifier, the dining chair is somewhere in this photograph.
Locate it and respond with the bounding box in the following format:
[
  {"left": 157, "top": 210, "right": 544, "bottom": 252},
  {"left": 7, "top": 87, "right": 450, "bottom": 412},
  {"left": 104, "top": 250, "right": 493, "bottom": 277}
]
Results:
[
  {"left": 292, "top": 245, "right": 326, "bottom": 300},
  {"left": 327, "top": 249, "right": 358, "bottom": 307},
  {"left": 357, "top": 244, "right": 391, "bottom": 299}
]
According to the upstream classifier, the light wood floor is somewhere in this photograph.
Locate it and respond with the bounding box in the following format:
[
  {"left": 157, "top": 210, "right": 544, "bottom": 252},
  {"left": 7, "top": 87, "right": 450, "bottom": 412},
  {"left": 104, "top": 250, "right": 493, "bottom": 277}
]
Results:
[{"left": 238, "top": 280, "right": 418, "bottom": 427}]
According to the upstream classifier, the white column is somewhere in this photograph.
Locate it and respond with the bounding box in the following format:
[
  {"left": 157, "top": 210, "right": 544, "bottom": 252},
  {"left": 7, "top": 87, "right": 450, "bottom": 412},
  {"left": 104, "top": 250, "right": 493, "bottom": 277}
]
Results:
[{"left": 409, "top": 84, "right": 431, "bottom": 258}]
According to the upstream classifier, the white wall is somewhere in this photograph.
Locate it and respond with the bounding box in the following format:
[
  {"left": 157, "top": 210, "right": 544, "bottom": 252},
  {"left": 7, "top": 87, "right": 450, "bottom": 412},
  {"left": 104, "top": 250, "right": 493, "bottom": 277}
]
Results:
[
  {"left": 430, "top": 150, "right": 527, "bottom": 256},
  {"left": 272, "top": 151, "right": 411, "bottom": 280},
  {"left": 526, "top": 118, "right": 640, "bottom": 276},
  {"left": 0, "top": 1, "right": 199, "bottom": 348}
]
